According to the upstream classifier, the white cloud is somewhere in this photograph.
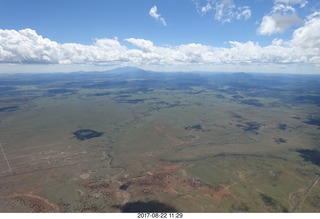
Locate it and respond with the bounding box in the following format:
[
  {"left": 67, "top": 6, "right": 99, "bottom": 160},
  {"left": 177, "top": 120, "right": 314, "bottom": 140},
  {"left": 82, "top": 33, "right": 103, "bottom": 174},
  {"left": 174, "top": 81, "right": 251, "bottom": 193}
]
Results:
[
  {"left": 236, "top": 6, "right": 251, "bottom": 21},
  {"left": 0, "top": 29, "right": 60, "bottom": 63},
  {"left": 0, "top": 27, "right": 319, "bottom": 72},
  {"left": 125, "top": 38, "right": 154, "bottom": 51},
  {"left": 214, "top": 0, "right": 235, "bottom": 23},
  {"left": 149, "top": 5, "right": 167, "bottom": 26},
  {"left": 291, "top": 11, "right": 320, "bottom": 48},
  {"left": 201, "top": 2, "right": 213, "bottom": 14},
  {"left": 275, "top": 0, "right": 308, "bottom": 8},
  {"left": 194, "top": 0, "right": 251, "bottom": 23},
  {"left": 258, "top": 14, "right": 302, "bottom": 35},
  {"left": 257, "top": 0, "right": 306, "bottom": 35},
  {"left": 273, "top": 3, "right": 296, "bottom": 13}
]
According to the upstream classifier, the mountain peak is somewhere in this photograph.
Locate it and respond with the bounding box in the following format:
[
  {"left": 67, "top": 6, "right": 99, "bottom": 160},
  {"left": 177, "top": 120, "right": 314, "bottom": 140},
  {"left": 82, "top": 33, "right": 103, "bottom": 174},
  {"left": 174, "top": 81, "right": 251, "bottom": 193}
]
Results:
[{"left": 108, "top": 66, "right": 144, "bottom": 73}]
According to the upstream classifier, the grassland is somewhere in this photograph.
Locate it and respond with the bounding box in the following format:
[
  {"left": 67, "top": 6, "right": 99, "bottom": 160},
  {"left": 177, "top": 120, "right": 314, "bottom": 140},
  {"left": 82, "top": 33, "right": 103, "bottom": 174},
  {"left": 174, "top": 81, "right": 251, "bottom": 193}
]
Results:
[{"left": 0, "top": 69, "right": 319, "bottom": 212}]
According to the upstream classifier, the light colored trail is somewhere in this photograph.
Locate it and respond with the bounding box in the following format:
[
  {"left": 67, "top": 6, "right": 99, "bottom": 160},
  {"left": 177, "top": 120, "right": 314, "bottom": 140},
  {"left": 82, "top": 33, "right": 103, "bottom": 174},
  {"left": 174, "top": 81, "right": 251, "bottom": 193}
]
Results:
[
  {"left": 287, "top": 132, "right": 304, "bottom": 143},
  {"left": 0, "top": 142, "right": 12, "bottom": 175},
  {"left": 291, "top": 174, "right": 320, "bottom": 212}
]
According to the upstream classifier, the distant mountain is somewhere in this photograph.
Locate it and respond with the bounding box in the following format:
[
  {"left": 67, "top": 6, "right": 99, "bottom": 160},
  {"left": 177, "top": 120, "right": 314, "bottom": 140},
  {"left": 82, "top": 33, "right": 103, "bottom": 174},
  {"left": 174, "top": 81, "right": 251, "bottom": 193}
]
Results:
[
  {"left": 105, "top": 66, "right": 159, "bottom": 80},
  {"left": 107, "top": 66, "right": 146, "bottom": 74}
]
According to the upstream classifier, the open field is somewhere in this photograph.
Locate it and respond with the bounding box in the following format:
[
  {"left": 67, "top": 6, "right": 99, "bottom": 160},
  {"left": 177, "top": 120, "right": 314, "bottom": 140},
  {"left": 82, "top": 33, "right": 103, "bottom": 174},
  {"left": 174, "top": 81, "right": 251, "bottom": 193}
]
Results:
[{"left": 0, "top": 69, "right": 319, "bottom": 212}]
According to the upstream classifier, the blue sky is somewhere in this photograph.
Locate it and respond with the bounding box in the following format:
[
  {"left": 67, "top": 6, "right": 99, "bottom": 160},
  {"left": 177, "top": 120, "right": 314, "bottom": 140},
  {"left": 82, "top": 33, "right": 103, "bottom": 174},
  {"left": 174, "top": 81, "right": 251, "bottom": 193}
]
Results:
[{"left": 0, "top": 0, "right": 320, "bottom": 73}]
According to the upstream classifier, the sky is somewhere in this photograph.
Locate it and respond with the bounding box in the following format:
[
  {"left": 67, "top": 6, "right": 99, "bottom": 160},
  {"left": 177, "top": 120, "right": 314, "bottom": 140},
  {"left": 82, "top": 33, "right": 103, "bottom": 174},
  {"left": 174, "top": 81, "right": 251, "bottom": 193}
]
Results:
[{"left": 0, "top": 0, "right": 320, "bottom": 74}]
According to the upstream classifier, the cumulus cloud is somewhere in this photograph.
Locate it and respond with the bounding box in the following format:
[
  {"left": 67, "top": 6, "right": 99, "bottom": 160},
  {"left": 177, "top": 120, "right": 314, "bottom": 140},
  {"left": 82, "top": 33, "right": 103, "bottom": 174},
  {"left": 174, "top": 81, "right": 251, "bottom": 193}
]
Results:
[
  {"left": 258, "top": 14, "right": 302, "bottom": 35},
  {"left": 258, "top": 0, "right": 304, "bottom": 35},
  {"left": 149, "top": 5, "right": 167, "bottom": 26},
  {"left": 0, "top": 29, "right": 60, "bottom": 63},
  {"left": 125, "top": 38, "right": 154, "bottom": 51},
  {"left": 194, "top": 0, "right": 251, "bottom": 23},
  {"left": 291, "top": 12, "right": 320, "bottom": 48},
  {"left": 0, "top": 27, "right": 319, "bottom": 70},
  {"left": 0, "top": 29, "right": 130, "bottom": 65}
]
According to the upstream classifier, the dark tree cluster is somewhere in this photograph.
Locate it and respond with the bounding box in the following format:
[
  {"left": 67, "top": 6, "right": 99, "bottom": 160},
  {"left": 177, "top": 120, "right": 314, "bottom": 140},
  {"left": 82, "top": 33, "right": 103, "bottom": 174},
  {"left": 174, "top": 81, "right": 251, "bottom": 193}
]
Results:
[{"left": 73, "top": 129, "right": 103, "bottom": 141}]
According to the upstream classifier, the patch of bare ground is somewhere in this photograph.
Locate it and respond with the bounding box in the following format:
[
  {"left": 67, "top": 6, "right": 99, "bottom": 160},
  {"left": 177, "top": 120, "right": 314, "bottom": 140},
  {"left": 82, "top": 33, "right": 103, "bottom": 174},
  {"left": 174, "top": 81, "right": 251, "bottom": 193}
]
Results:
[
  {"left": 0, "top": 191, "right": 59, "bottom": 212},
  {"left": 76, "top": 163, "right": 236, "bottom": 211},
  {"left": 186, "top": 177, "right": 234, "bottom": 205},
  {"left": 124, "top": 163, "right": 234, "bottom": 206},
  {"left": 78, "top": 175, "right": 131, "bottom": 209}
]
